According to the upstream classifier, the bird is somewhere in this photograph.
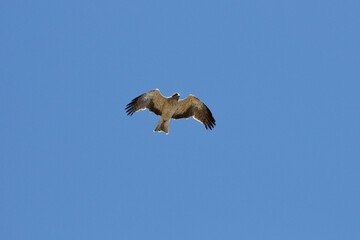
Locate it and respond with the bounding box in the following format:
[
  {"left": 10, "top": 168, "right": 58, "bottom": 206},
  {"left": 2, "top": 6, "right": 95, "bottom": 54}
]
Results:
[{"left": 125, "top": 89, "right": 216, "bottom": 134}]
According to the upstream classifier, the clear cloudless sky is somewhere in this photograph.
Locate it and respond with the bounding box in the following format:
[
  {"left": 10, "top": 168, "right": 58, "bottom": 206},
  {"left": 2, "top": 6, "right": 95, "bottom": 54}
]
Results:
[{"left": 1, "top": 0, "right": 359, "bottom": 239}]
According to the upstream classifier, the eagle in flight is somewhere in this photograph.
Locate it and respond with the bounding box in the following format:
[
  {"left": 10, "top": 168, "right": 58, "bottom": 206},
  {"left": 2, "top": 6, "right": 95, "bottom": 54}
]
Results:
[{"left": 125, "top": 89, "right": 216, "bottom": 134}]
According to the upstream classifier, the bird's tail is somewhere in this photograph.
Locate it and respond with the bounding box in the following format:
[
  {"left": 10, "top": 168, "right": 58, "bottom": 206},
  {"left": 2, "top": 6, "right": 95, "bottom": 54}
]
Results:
[{"left": 154, "top": 118, "right": 170, "bottom": 134}]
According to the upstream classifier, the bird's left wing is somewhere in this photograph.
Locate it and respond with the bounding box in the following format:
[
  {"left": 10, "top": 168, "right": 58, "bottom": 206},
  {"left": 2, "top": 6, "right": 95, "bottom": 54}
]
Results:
[
  {"left": 125, "top": 89, "right": 166, "bottom": 116},
  {"left": 172, "top": 95, "right": 216, "bottom": 130}
]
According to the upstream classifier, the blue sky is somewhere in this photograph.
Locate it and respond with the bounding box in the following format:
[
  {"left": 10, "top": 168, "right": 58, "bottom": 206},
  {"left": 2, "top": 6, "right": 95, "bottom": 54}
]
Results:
[{"left": 1, "top": 0, "right": 359, "bottom": 239}]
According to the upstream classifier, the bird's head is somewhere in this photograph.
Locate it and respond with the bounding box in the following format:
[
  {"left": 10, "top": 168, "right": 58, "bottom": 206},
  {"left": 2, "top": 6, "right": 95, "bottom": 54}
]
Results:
[{"left": 171, "top": 92, "right": 180, "bottom": 100}]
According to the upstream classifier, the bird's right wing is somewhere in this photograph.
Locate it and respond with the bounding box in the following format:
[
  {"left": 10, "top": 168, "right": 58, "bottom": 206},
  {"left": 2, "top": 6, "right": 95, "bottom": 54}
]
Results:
[{"left": 125, "top": 89, "right": 166, "bottom": 116}]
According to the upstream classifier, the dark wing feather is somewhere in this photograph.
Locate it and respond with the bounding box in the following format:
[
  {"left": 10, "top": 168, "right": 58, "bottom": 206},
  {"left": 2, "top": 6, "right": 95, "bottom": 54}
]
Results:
[
  {"left": 172, "top": 95, "right": 216, "bottom": 130},
  {"left": 125, "top": 89, "right": 166, "bottom": 116}
]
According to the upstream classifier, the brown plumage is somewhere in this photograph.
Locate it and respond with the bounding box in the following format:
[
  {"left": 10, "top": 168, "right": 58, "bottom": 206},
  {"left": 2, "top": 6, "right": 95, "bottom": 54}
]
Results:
[{"left": 125, "top": 89, "right": 216, "bottom": 134}]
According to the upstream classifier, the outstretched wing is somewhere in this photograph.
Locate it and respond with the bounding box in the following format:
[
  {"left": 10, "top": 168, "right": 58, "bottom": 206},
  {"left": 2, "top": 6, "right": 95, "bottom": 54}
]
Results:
[
  {"left": 125, "top": 89, "right": 166, "bottom": 116},
  {"left": 172, "top": 95, "right": 216, "bottom": 130}
]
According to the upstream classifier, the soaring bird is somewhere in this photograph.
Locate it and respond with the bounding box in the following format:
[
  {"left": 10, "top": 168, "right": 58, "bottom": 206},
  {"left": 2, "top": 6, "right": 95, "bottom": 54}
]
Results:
[{"left": 125, "top": 89, "right": 216, "bottom": 134}]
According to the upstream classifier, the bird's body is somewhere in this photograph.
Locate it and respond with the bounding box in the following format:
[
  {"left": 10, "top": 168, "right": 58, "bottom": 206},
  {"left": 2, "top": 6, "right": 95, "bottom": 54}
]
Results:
[
  {"left": 125, "top": 89, "right": 215, "bottom": 134},
  {"left": 153, "top": 93, "right": 179, "bottom": 133}
]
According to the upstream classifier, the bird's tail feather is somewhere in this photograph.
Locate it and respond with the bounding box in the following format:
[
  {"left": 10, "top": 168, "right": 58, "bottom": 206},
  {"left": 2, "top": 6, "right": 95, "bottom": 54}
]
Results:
[{"left": 154, "top": 119, "right": 170, "bottom": 134}]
